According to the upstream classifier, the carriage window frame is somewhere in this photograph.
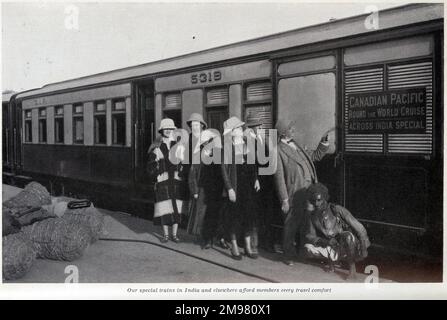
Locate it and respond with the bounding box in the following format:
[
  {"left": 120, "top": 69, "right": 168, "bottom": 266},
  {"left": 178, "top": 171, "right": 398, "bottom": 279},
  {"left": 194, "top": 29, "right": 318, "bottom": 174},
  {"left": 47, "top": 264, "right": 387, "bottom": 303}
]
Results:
[
  {"left": 163, "top": 91, "right": 182, "bottom": 110},
  {"left": 24, "top": 110, "right": 32, "bottom": 143},
  {"left": 204, "top": 86, "right": 229, "bottom": 108},
  {"left": 72, "top": 103, "right": 84, "bottom": 145},
  {"left": 243, "top": 81, "right": 273, "bottom": 104},
  {"left": 162, "top": 92, "right": 182, "bottom": 129},
  {"left": 38, "top": 107, "right": 47, "bottom": 144},
  {"left": 94, "top": 100, "right": 107, "bottom": 145},
  {"left": 54, "top": 105, "right": 64, "bottom": 144},
  {"left": 111, "top": 98, "right": 126, "bottom": 146},
  {"left": 243, "top": 80, "right": 273, "bottom": 132},
  {"left": 342, "top": 56, "right": 435, "bottom": 157}
]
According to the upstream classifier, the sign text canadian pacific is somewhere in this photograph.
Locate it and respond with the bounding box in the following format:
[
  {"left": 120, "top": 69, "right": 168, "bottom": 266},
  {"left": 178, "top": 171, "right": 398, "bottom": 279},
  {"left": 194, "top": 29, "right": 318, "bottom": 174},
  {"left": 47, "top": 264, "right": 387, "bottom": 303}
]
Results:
[{"left": 347, "top": 88, "right": 427, "bottom": 134}]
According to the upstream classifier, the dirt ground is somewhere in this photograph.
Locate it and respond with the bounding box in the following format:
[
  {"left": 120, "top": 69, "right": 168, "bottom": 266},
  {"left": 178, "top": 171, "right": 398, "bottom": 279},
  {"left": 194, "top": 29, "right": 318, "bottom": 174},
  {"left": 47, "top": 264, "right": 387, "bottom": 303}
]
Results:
[{"left": 2, "top": 184, "right": 378, "bottom": 283}]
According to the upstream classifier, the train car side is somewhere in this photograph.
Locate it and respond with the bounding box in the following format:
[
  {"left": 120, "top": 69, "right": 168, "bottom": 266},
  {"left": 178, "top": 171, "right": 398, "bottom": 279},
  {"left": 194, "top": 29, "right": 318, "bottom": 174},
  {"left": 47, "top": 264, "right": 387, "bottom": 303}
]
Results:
[{"left": 6, "top": 4, "right": 443, "bottom": 258}]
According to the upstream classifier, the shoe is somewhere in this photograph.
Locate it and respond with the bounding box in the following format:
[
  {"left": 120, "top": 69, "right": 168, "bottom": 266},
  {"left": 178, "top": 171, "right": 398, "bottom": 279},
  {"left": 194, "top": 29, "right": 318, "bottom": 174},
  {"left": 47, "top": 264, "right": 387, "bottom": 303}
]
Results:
[
  {"left": 218, "top": 238, "right": 230, "bottom": 249},
  {"left": 171, "top": 235, "right": 180, "bottom": 243},
  {"left": 245, "top": 248, "right": 258, "bottom": 259},
  {"left": 231, "top": 252, "right": 242, "bottom": 260},
  {"left": 160, "top": 235, "right": 169, "bottom": 243},
  {"left": 230, "top": 247, "right": 242, "bottom": 260},
  {"left": 203, "top": 241, "right": 212, "bottom": 250},
  {"left": 245, "top": 252, "right": 259, "bottom": 259}
]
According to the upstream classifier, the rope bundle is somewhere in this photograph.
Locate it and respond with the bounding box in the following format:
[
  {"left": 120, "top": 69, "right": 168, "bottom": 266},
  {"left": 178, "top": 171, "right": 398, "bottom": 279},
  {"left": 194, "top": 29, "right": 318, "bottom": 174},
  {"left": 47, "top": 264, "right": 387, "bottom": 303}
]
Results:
[
  {"left": 3, "top": 182, "right": 51, "bottom": 209},
  {"left": 2, "top": 233, "right": 36, "bottom": 280},
  {"left": 21, "top": 218, "right": 91, "bottom": 261},
  {"left": 62, "top": 204, "right": 105, "bottom": 243}
]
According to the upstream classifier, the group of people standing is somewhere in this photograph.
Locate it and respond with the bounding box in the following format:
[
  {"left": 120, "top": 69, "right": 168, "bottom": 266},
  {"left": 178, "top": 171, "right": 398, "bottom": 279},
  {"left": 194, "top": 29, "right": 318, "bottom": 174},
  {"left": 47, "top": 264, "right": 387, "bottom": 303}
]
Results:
[{"left": 147, "top": 112, "right": 370, "bottom": 278}]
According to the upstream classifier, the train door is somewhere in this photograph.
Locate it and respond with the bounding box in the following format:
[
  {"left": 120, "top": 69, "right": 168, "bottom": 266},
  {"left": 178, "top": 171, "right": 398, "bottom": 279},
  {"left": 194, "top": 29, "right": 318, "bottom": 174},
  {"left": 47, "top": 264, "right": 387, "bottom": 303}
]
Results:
[
  {"left": 2, "top": 101, "right": 10, "bottom": 171},
  {"left": 13, "top": 98, "right": 22, "bottom": 174},
  {"left": 275, "top": 53, "right": 341, "bottom": 201},
  {"left": 133, "top": 80, "right": 155, "bottom": 185}
]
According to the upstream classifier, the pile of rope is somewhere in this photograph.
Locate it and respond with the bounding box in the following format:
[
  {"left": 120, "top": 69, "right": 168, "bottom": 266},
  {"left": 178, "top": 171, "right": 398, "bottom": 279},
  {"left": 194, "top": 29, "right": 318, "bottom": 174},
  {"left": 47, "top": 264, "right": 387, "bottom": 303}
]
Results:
[
  {"left": 2, "top": 233, "right": 36, "bottom": 280},
  {"left": 62, "top": 204, "right": 105, "bottom": 243},
  {"left": 3, "top": 182, "right": 51, "bottom": 209},
  {"left": 2, "top": 206, "right": 20, "bottom": 236},
  {"left": 22, "top": 218, "right": 91, "bottom": 261},
  {"left": 2, "top": 182, "right": 109, "bottom": 281}
]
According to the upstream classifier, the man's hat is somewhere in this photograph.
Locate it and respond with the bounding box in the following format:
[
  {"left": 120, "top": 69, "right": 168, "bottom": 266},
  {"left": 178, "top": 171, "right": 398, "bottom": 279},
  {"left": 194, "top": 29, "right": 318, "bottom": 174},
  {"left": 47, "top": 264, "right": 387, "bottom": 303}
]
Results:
[
  {"left": 246, "top": 116, "right": 263, "bottom": 128},
  {"left": 186, "top": 113, "right": 207, "bottom": 129},
  {"left": 275, "top": 119, "right": 296, "bottom": 137},
  {"left": 223, "top": 116, "right": 245, "bottom": 135},
  {"left": 158, "top": 118, "right": 177, "bottom": 133}
]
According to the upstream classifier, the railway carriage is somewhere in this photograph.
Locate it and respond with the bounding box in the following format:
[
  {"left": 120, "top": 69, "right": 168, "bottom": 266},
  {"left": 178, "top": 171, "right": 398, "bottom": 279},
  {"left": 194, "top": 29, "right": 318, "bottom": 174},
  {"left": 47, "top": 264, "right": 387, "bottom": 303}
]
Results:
[{"left": 3, "top": 4, "right": 443, "bottom": 258}]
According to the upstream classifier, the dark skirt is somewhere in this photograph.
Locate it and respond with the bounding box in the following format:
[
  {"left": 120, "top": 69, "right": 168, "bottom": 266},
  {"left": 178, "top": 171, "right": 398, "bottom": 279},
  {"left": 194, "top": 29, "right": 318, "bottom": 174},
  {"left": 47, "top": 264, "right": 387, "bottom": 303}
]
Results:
[{"left": 223, "top": 164, "right": 258, "bottom": 238}]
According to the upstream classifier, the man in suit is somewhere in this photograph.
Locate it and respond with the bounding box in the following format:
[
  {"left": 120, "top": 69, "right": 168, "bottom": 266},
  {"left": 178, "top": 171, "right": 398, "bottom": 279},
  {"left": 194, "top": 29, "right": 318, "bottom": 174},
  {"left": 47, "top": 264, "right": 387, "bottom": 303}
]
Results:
[{"left": 274, "top": 119, "right": 330, "bottom": 265}]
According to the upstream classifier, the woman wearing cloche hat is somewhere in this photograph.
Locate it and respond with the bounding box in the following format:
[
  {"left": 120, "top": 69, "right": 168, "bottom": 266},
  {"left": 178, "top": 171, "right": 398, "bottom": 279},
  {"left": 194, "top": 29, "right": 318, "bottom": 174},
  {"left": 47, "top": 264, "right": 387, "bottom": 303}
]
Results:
[
  {"left": 221, "top": 116, "right": 261, "bottom": 260},
  {"left": 147, "top": 118, "right": 188, "bottom": 243},
  {"left": 186, "top": 113, "right": 225, "bottom": 249}
]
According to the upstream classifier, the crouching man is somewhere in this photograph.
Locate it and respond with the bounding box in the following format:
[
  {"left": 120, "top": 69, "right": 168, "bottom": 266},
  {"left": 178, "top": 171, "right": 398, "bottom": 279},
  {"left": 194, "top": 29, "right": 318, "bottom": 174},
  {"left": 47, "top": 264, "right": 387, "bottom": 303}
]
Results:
[{"left": 303, "top": 183, "right": 370, "bottom": 280}]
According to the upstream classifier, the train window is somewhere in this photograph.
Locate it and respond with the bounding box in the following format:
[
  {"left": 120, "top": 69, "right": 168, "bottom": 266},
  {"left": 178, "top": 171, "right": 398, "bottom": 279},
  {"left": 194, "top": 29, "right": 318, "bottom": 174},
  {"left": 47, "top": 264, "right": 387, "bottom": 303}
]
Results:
[
  {"left": 112, "top": 113, "right": 125, "bottom": 145},
  {"left": 54, "top": 106, "right": 64, "bottom": 144},
  {"left": 55, "top": 106, "right": 64, "bottom": 115},
  {"left": 245, "top": 82, "right": 272, "bottom": 102},
  {"left": 24, "top": 120, "right": 32, "bottom": 143},
  {"left": 55, "top": 118, "right": 64, "bottom": 144},
  {"left": 73, "top": 118, "right": 84, "bottom": 144},
  {"left": 38, "top": 108, "right": 47, "bottom": 143},
  {"left": 25, "top": 110, "right": 32, "bottom": 118},
  {"left": 113, "top": 100, "right": 125, "bottom": 111},
  {"left": 344, "top": 35, "right": 433, "bottom": 66},
  {"left": 95, "top": 101, "right": 106, "bottom": 112},
  {"left": 206, "top": 87, "right": 228, "bottom": 106},
  {"left": 278, "top": 55, "right": 336, "bottom": 76},
  {"left": 74, "top": 104, "right": 84, "bottom": 114},
  {"left": 164, "top": 92, "right": 181, "bottom": 109},
  {"left": 38, "top": 119, "right": 47, "bottom": 143},
  {"left": 244, "top": 82, "right": 273, "bottom": 135},
  {"left": 344, "top": 61, "right": 434, "bottom": 155},
  {"left": 278, "top": 72, "right": 336, "bottom": 154},
  {"left": 94, "top": 101, "right": 107, "bottom": 145},
  {"left": 73, "top": 104, "right": 84, "bottom": 144},
  {"left": 112, "top": 99, "right": 126, "bottom": 145}
]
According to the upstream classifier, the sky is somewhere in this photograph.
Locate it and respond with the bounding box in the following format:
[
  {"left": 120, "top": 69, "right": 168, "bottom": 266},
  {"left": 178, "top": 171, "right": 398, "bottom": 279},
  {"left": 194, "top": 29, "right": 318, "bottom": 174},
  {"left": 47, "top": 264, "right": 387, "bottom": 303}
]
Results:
[{"left": 2, "top": 1, "right": 409, "bottom": 92}]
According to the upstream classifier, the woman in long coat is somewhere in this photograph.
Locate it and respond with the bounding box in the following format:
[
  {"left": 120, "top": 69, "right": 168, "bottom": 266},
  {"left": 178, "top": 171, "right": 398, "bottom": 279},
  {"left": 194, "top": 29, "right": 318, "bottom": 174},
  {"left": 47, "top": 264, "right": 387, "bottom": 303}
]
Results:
[
  {"left": 221, "top": 116, "right": 260, "bottom": 259},
  {"left": 147, "top": 118, "right": 188, "bottom": 243},
  {"left": 186, "top": 113, "right": 224, "bottom": 249}
]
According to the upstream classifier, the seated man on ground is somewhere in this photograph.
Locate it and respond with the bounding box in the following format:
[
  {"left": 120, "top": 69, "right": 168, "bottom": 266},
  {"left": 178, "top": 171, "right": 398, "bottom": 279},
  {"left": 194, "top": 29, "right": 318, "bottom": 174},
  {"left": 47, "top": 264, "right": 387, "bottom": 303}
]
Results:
[{"left": 303, "top": 183, "right": 370, "bottom": 280}]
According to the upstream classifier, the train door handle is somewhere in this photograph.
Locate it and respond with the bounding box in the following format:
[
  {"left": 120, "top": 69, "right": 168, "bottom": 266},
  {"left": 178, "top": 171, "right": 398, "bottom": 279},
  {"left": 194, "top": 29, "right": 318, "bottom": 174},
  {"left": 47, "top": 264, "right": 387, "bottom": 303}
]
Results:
[{"left": 333, "top": 152, "right": 343, "bottom": 168}]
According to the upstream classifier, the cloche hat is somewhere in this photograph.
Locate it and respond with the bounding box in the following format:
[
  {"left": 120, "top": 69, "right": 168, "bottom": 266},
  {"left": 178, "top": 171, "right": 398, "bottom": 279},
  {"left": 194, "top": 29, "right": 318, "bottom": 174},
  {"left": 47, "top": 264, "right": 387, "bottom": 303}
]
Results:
[
  {"left": 186, "top": 113, "right": 207, "bottom": 129},
  {"left": 158, "top": 118, "right": 177, "bottom": 133},
  {"left": 223, "top": 116, "right": 245, "bottom": 135}
]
